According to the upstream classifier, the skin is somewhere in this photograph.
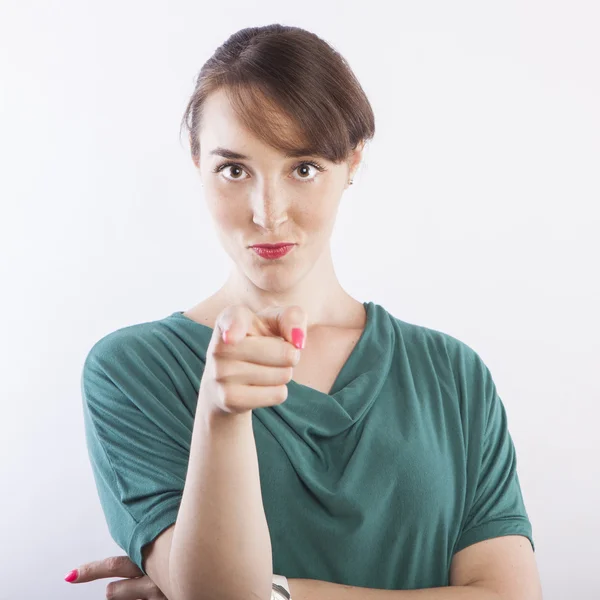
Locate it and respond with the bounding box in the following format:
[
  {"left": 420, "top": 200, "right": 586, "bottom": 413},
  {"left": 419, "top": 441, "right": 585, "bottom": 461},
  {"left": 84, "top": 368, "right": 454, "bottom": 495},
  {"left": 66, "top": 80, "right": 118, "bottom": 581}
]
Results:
[
  {"left": 187, "top": 86, "right": 367, "bottom": 330},
  {"left": 67, "top": 87, "right": 543, "bottom": 598}
]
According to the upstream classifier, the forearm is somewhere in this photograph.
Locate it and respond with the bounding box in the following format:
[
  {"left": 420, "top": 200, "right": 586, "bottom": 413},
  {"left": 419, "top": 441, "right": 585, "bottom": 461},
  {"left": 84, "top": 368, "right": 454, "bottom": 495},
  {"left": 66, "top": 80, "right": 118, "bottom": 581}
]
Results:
[
  {"left": 169, "top": 406, "right": 272, "bottom": 600},
  {"left": 288, "top": 579, "right": 501, "bottom": 600}
]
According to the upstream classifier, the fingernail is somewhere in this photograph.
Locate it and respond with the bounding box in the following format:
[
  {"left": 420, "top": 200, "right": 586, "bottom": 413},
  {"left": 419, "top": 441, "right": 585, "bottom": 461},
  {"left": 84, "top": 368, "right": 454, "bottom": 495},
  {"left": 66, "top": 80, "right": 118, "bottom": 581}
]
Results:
[
  {"left": 222, "top": 329, "right": 229, "bottom": 344},
  {"left": 291, "top": 328, "right": 305, "bottom": 349},
  {"left": 64, "top": 569, "right": 78, "bottom": 583}
]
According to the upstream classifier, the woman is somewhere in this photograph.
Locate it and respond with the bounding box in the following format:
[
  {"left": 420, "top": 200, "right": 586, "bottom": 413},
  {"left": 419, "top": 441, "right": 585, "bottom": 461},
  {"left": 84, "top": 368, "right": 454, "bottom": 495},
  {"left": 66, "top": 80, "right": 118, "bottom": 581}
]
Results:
[{"left": 69, "top": 24, "right": 542, "bottom": 600}]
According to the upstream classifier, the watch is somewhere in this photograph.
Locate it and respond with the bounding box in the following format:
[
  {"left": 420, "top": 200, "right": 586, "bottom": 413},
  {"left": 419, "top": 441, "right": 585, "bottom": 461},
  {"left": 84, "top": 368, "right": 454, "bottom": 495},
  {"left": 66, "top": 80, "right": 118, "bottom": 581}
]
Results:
[{"left": 271, "top": 574, "right": 292, "bottom": 600}]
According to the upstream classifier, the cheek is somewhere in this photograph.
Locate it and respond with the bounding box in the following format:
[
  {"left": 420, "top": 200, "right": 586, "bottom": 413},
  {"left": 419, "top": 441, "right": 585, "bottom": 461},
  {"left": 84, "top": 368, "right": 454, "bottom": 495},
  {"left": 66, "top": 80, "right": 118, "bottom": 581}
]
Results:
[
  {"left": 207, "top": 196, "right": 242, "bottom": 229},
  {"left": 294, "top": 196, "right": 339, "bottom": 232}
]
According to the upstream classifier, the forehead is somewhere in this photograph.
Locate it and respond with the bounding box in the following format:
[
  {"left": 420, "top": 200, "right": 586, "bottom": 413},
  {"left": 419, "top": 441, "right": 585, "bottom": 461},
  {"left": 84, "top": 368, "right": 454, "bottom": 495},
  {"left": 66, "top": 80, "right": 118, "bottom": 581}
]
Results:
[
  {"left": 199, "top": 87, "right": 305, "bottom": 157},
  {"left": 201, "top": 88, "right": 239, "bottom": 126}
]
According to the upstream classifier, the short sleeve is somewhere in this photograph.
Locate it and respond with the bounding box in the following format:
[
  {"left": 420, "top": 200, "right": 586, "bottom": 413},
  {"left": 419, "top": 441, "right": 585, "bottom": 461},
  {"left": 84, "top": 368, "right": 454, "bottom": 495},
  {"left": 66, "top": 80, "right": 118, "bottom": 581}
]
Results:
[
  {"left": 81, "top": 331, "right": 195, "bottom": 575},
  {"left": 454, "top": 350, "right": 534, "bottom": 554}
]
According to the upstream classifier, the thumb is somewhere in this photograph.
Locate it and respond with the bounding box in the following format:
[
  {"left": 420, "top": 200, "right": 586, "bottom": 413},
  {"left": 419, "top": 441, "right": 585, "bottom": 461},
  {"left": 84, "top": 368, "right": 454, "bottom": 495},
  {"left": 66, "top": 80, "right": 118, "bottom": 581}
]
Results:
[
  {"left": 255, "top": 305, "right": 308, "bottom": 349},
  {"left": 212, "top": 304, "right": 256, "bottom": 346}
]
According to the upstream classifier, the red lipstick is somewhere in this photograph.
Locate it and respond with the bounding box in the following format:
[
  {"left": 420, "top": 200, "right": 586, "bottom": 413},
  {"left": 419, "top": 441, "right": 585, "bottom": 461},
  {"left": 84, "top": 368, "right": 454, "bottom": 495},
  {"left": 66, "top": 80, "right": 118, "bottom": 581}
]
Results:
[{"left": 250, "top": 243, "right": 295, "bottom": 260}]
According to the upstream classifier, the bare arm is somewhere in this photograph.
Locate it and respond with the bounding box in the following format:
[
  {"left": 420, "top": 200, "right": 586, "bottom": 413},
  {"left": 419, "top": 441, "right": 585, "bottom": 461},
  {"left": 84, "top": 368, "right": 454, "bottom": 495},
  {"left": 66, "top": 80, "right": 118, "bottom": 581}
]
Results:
[
  {"left": 288, "top": 535, "right": 542, "bottom": 600},
  {"left": 168, "top": 404, "right": 273, "bottom": 600},
  {"left": 156, "top": 304, "right": 305, "bottom": 600}
]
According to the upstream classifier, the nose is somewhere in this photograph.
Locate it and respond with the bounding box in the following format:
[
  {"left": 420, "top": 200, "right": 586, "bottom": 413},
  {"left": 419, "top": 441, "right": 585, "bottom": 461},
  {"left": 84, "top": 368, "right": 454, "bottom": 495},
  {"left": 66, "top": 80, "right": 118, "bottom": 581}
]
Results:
[{"left": 251, "top": 186, "right": 289, "bottom": 230}]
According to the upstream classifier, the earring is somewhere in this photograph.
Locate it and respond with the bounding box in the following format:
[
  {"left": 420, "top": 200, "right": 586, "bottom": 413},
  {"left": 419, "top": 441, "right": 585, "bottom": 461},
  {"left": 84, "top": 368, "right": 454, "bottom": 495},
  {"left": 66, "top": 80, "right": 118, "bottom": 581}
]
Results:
[{"left": 349, "top": 178, "right": 354, "bottom": 185}]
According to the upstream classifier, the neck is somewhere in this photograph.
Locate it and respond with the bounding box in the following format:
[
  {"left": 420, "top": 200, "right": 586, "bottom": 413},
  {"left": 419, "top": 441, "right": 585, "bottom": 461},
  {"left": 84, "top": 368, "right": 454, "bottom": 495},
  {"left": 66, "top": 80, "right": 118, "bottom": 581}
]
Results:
[{"left": 214, "top": 245, "right": 363, "bottom": 328}]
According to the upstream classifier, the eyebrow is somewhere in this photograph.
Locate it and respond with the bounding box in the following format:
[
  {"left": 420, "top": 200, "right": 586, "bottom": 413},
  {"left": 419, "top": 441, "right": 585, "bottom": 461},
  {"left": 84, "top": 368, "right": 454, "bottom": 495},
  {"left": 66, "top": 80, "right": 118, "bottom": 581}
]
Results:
[{"left": 209, "top": 146, "right": 318, "bottom": 160}]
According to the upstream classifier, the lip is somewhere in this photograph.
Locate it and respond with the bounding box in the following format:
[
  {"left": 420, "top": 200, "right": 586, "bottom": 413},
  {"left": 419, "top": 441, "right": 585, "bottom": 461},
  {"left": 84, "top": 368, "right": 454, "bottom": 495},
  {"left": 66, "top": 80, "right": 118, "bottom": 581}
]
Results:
[
  {"left": 250, "top": 243, "right": 295, "bottom": 249},
  {"left": 250, "top": 243, "right": 295, "bottom": 260}
]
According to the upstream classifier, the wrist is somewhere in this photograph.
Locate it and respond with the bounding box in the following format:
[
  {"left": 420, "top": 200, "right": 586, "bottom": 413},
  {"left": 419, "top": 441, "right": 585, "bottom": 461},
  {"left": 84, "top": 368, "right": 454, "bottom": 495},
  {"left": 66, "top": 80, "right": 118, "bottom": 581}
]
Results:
[{"left": 272, "top": 574, "right": 292, "bottom": 600}]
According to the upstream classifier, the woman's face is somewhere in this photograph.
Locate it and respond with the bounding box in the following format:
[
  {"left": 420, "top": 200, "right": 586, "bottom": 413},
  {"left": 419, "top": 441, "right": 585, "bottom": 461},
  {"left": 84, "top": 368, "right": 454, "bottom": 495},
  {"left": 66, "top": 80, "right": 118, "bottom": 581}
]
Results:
[{"left": 194, "top": 88, "right": 363, "bottom": 293}]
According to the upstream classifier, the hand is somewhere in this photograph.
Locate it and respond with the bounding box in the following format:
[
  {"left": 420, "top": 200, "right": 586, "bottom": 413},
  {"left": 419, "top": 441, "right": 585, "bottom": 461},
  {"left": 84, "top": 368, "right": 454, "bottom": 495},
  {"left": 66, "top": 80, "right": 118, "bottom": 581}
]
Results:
[
  {"left": 199, "top": 304, "right": 308, "bottom": 416},
  {"left": 64, "top": 554, "right": 167, "bottom": 599}
]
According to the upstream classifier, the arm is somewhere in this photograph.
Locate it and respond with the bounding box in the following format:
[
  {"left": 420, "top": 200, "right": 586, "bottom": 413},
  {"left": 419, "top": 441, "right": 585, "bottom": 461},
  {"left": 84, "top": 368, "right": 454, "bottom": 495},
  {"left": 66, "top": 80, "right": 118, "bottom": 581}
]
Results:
[
  {"left": 288, "top": 535, "right": 542, "bottom": 600},
  {"left": 169, "top": 405, "right": 272, "bottom": 600}
]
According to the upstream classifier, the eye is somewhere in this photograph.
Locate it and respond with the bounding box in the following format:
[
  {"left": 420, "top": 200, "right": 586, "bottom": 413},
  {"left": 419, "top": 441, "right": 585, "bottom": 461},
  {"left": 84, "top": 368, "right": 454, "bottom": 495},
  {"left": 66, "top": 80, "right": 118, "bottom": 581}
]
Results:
[
  {"left": 292, "top": 160, "right": 327, "bottom": 183},
  {"left": 213, "top": 162, "right": 249, "bottom": 182},
  {"left": 212, "top": 160, "right": 327, "bottom": 184}
]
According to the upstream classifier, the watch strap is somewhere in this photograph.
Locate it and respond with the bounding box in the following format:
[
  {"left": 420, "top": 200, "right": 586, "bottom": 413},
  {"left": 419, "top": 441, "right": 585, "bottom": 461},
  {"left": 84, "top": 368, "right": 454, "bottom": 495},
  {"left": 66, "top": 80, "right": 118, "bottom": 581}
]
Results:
[{"left": 272, "top": 574, "right": 292, "bottom": 600}]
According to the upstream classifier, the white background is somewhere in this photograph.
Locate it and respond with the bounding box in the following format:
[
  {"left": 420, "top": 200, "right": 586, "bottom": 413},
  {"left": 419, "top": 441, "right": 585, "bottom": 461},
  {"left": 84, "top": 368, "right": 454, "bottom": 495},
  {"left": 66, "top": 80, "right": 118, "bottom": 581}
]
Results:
[{"left": 1, "top": 1, "right": 598, "bottom": 598}]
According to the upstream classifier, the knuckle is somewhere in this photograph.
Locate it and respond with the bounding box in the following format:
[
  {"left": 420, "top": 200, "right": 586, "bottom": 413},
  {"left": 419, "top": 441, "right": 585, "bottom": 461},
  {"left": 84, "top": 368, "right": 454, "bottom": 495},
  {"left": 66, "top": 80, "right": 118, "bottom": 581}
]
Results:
[
  {"left": 286, "top": 305, "right": 305, "bottom": 321},
  {"left": 212, "top": 360, "right": 229, "bottom": 382},
  {"left": 216, "top": 384, "right": 228, "bottom": 405},
  {"left": 211, "top": 339, "right": 231, "bottom": 358},
  {"left": 142, "top": 576, "right": 161, "bottom": 594},
  {"left": 106, "top": 555, "right": 126, "bottom": 574},
  {"left": 275, "top": 384, "right": 289, "bottom": 403},
  {"left": 105, "top": 581, "right": 116, "bottom": 599},
  {"left": 218, "top": 384, "right": 238, "bottom": 409},
  {"left": 283, "top": 366, "right": 294, "bottom": 383},
  {"left": 283, "top": 344, "right": 300, "bottom": 366}
]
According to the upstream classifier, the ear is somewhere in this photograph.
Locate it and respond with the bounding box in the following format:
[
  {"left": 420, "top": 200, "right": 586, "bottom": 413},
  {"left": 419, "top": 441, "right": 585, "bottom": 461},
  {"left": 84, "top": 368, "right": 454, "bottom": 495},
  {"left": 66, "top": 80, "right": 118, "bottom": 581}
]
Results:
[
  {"left": 189, "top": 134, "right": 200, "bottom": 169},
  {"left": 346, "top": 140, "right": 366, "bottom": 187}
]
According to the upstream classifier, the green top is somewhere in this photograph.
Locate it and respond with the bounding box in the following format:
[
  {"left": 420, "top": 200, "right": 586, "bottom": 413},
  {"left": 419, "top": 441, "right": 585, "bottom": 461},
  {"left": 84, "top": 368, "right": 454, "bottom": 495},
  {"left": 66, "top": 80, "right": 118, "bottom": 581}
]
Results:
[{"left": 81, "top": 301, "right": 533, "bottom": 590}]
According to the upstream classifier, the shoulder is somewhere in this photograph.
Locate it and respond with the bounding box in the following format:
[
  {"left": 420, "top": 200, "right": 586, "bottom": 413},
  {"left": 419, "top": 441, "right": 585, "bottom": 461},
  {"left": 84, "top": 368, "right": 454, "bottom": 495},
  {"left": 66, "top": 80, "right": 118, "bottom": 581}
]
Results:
[
  {"left": 83, "top": 316, "right": 168, "bottom": 372},
  {"left": 81, "top": 315, "right": 181, "bottom": 408},
  {"left": 385, "top": 308, "right": 485, "bottom": 372},
  {"left": 382, "top": 306, "right": 495, "bottom": 411}
]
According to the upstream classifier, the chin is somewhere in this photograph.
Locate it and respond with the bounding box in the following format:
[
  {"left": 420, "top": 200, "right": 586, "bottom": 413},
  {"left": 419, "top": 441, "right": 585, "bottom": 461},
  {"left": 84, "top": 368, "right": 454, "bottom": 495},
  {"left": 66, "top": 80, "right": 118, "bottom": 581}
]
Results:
[
  {"left": 253, "top": 273, "right": 296, "bottom": 294},
  {"left": 246, "top": 262, "right": 305, "bottom": 294}
]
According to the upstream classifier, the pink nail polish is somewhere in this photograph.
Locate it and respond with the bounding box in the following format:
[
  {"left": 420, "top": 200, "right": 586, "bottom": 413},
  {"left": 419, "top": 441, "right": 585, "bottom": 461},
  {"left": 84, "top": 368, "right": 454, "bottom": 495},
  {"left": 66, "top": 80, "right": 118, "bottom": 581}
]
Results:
[
  {"left": 292, "top": 328, "right": 305, "bottom": 349},
  {"left": 64, "top": 569, "right": 78, "bottom": 582}
]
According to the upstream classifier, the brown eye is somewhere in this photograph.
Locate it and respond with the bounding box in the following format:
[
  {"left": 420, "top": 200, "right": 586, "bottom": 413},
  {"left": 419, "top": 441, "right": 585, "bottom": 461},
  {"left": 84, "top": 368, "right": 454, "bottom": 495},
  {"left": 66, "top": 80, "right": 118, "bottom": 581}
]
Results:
[
  {"left": 297, "top": 164, "right": 310, "bottom": 178},
  {"left": 292, "top": 160, "right": 326, "bottom": 183},
  {"left": 228, "top": 166, "right": 243, "bottom": 178},
  {"left": 213, "top": 162, "right": 249, "bottom": 182}
]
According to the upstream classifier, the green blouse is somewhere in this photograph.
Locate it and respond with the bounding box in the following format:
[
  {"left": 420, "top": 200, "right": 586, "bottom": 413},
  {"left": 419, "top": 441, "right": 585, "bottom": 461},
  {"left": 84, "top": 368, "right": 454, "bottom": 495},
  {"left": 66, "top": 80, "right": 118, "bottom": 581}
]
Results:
[{"left": 81, "top": 301, "right": 533, "bottom": 590}]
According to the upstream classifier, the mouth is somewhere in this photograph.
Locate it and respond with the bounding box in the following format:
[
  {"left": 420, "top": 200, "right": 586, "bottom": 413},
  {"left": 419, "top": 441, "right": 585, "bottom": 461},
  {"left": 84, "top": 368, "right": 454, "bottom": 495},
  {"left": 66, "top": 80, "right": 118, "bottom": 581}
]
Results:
[
  {"left": 250, "top": 243, "right": 296, "bottom": 260},
  {"left": 250, "top": 242, "right": 294, "bottom": 249}
]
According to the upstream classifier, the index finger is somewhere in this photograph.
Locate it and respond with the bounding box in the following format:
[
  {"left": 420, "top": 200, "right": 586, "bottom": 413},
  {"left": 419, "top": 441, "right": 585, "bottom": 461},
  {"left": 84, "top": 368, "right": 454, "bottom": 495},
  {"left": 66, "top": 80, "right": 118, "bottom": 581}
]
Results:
[
  {"left": 257, "top": 305, "right": 308, "bottom": 349},
  {"left": 65, "top": 555, "right": 142, "bottom": 583}
]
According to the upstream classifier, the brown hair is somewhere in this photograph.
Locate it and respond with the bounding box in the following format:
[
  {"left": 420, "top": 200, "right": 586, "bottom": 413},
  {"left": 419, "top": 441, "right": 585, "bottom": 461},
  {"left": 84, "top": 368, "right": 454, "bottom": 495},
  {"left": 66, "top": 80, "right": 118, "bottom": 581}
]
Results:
[{"left": 179, "top": 24, "right": 375, "bottom": 167}]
